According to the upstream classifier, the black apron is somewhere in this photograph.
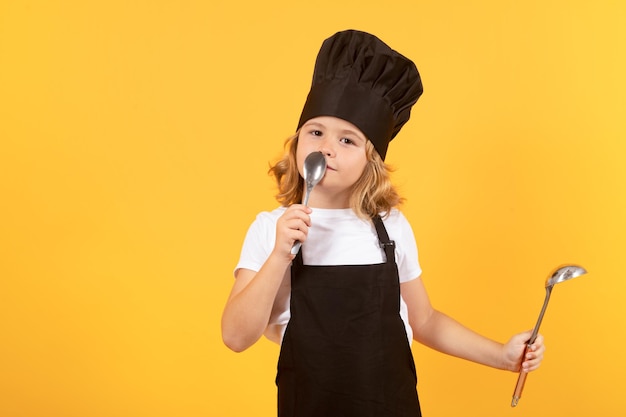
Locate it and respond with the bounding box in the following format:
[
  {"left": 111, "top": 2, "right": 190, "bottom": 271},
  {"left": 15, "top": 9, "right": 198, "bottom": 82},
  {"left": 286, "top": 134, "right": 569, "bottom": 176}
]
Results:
[{"left": 276, "top": 215, "right": 422, "bottom": 417}]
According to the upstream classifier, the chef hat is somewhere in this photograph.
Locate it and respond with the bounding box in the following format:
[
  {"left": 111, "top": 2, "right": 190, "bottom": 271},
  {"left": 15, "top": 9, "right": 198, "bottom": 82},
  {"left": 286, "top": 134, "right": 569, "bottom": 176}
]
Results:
[{"left": 297, "top": 30, "right": 423, "bottom": 160}]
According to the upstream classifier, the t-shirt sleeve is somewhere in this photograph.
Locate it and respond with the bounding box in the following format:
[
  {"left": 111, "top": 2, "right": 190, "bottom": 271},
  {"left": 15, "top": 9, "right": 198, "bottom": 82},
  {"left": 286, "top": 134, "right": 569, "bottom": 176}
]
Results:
[
  {"left": 393, "top": 212, "right": 422, "bottom": 283},
  {"left": 234, "top": 212, "right": 276, "bottom": 276}
]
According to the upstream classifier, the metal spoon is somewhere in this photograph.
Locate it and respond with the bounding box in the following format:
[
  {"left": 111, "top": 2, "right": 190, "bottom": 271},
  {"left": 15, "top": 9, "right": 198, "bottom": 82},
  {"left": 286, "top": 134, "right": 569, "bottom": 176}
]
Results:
[
  {"left": 290, "top": 151, "right": 327, "bottom": 255},
  {"left": 511, "top": 264, "right": 588, "bottom": 407}
]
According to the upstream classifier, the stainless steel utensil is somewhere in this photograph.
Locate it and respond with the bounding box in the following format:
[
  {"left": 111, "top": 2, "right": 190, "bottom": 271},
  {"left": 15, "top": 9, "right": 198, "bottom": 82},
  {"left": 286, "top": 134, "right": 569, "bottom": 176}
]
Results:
[
  {"left": 511, "top": 264, "right": 588, "bottom": 407},
  {"left": 290, "top": 151, "right": 327, "bottom": 255}
]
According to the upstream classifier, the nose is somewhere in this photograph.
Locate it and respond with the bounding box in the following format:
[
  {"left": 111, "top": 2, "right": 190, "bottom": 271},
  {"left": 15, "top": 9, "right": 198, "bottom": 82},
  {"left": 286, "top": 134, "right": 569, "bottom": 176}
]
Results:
[{"left": 318, "top": 137, "right": 335, "bottom": 157}]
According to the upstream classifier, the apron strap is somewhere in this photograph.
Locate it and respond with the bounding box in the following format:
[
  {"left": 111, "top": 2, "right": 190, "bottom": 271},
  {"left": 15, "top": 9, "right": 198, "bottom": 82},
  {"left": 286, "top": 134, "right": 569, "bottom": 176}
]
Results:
[{"left": 372, "top": 215, "right": 395, "bottom": 264}]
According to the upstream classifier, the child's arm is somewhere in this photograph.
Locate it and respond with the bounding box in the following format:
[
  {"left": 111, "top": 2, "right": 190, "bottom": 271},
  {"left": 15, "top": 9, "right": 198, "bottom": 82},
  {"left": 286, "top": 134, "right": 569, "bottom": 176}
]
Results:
[
  {"left": 401, "top": 277, "right": 545, "bottom": 372},
  {"left": 221, "top": 205, "right": 312, "bottom": 352},
  {"left": 221, "top": 260, "right": 289, "bottom": 352}
]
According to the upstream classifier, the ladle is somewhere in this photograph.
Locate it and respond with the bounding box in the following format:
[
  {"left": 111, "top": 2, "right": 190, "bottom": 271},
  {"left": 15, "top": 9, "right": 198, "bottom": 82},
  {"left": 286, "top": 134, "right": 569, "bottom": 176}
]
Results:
[
  {"left": 511, "top": 264, "right": 587, "bottom": 407},
  {"left": 290, "top": 151, "right": 327, "bottom": 255}
]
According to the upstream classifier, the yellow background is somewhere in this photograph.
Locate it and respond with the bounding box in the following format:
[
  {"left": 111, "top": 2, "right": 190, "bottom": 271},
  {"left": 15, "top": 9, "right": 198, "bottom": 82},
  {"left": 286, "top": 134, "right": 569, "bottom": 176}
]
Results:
[{"left": 1, "top": 1, "right": 624, "bottom": 416}]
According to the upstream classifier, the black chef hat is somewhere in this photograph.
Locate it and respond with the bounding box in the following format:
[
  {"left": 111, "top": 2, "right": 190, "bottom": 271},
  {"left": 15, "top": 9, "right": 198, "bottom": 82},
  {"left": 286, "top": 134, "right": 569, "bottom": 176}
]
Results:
[{"left": 297, "top": 30, "right": 423, "bottom": 160}]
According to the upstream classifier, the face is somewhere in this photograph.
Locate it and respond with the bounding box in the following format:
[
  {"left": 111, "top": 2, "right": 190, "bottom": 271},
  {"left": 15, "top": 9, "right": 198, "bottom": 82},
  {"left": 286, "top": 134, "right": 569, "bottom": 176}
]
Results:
[{"left": 297, "top": 116, "right": 369, "bottom": 207}]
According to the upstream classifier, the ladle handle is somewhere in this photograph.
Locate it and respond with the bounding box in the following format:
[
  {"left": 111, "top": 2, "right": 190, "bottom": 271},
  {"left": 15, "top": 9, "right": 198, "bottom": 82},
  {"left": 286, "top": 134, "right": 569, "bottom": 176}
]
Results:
[
  {"left": 511, "top": 344, "right": 532, "bottom": 407},
  {"left": 511, "top": 287, "right": 552, "bottom": 407}
]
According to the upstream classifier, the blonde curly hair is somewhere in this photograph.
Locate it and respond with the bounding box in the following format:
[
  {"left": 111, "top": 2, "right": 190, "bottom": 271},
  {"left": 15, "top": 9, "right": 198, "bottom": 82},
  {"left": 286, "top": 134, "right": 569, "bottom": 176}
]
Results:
[{"left": 269, "top": 131, "right": 403, "bottom": 219}]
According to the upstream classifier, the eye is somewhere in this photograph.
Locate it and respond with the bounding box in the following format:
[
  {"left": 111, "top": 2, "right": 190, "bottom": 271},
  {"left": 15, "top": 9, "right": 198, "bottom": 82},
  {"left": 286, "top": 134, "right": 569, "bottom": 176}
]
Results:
[
  {"left": 340, "top": 137, "right": 355, "bottom": 145},
  {"left": 310, "top": 130, "right": 323, "bottom": 137}
]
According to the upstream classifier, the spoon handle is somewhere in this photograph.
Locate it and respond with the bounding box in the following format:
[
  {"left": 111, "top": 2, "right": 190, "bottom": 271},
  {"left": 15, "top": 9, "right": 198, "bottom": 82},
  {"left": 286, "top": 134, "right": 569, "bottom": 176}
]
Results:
[
  {"left": 302, "top": 184, "right": 313, "bottom": 206},
  {"left": 290, "top": 241, "right": 302, "bottom": 255},
  {"left": 290, "top": 186, "right": 313, "bottom": 255}
]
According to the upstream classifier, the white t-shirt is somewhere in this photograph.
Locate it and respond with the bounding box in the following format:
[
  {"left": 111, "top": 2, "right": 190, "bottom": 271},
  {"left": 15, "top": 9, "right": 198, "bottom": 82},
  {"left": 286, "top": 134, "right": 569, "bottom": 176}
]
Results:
[{"left": 235, "top": 207, "right": 422, "bottom": 344}]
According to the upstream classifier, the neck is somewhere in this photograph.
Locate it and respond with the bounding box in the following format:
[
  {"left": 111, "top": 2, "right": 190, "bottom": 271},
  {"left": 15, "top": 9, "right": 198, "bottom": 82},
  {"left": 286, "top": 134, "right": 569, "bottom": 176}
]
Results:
[{"left": 306, "top": 191, "right": 350, "bottom": 209}]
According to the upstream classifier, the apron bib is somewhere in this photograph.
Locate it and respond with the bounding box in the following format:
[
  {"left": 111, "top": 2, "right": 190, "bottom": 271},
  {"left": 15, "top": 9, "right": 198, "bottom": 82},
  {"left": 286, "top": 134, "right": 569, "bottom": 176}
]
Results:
[{"left": 276, "top": 215, "right": 421, "bottom": 417}]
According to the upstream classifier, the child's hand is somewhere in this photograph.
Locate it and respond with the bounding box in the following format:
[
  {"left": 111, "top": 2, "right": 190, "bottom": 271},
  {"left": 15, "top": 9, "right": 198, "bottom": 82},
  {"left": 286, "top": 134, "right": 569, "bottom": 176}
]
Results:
[
  {"left": 274, "top": 205, "right": 312, "bottom": 258},
  {"left": 503, "top": 330, "right": 545, "bottom": 372}
]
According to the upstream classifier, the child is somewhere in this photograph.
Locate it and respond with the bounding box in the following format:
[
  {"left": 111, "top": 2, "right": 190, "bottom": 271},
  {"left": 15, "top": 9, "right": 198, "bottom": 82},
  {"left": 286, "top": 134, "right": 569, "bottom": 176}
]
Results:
[{"left": 221, "top": 30, "right": 544, "bottom": 417}]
